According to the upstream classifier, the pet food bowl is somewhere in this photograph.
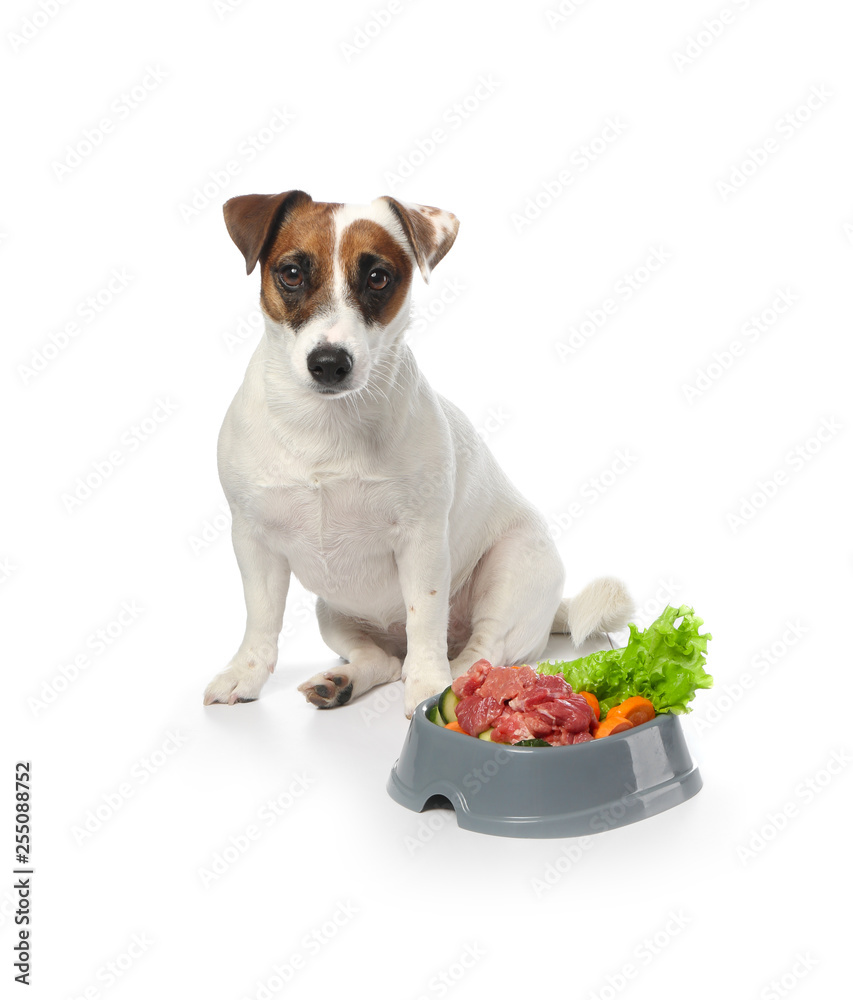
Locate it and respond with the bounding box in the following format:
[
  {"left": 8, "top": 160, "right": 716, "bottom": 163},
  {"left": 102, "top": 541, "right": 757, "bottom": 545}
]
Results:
[{"left": 387, "top": 693, "right": 702, "bottom": 838}]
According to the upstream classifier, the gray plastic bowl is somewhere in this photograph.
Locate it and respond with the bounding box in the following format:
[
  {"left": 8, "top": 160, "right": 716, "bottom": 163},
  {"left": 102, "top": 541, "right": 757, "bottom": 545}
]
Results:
[{"left": 387, "top": 693, "right": 702, "bottom": 838}]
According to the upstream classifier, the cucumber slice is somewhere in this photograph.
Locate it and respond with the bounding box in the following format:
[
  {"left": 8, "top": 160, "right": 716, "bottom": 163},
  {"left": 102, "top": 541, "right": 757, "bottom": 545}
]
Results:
[
  {"left": 478, "top": 728, "right": 495, "bottom": 741},
  {"left": 438, "top": 686, "right": 459, "bottom": 724},
  {"left": 427, "top": 704, "right": 443, "bottom": 725},
  {"left": 512, "top": 738, "right": 551, "bottom": 747}
]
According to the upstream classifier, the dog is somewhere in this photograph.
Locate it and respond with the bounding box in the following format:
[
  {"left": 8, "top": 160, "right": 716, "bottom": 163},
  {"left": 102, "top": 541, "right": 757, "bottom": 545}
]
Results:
[{"left": 202, "top": 191, "right": 633, "bottom": 717}]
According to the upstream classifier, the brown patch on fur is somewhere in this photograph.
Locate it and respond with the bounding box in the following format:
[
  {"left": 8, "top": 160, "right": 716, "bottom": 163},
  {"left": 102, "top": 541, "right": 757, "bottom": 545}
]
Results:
[
  {"left": 430, "top": 224, "right": 458, "bottom": 271},
  {"left": 338, "top": 219, "right": 413, "bottom": 326},
  {"left": 259, "top": 199, "right": 341, "bottom": 330},
  {"left": 223, "top": 190, "right": 311, "bottom": 275},
  {"left": 380, "top": 197, "right": 459, "bottom": 277}
]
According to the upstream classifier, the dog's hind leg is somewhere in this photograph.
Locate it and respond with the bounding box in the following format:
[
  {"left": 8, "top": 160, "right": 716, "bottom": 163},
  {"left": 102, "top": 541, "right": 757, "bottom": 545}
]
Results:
[
  {"left": 298, "top": 599, "right": 403, "bottom": 708},
  {"left": 448, "top": 519, "right": 565, "bottom": 678},
  {"left": 449, "top": 521, "right": 634, "bottom": 678}
]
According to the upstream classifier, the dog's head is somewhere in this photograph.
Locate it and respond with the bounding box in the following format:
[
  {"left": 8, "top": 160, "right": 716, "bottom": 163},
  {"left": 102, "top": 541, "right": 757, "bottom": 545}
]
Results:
[{"left": 223, "top": 191, "right": 459, "bottom": 395}]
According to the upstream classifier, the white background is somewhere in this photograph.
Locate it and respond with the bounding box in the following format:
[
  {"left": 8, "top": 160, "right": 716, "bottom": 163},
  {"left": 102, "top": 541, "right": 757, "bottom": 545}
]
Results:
[{"left": 3, "top": 0, "right": 851, "bottom": 997}]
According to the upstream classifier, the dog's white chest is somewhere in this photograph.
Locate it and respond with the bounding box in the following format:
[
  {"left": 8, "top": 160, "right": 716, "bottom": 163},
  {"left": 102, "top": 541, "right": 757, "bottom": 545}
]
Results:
[{"left": 248, "top": 472, "right": 405, "bottom": 615}]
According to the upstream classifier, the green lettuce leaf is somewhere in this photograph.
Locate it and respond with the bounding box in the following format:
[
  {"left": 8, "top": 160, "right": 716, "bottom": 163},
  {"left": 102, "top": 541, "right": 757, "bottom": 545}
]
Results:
[{"left": 538, "top": 605, "right": 713, "bottom": 715}]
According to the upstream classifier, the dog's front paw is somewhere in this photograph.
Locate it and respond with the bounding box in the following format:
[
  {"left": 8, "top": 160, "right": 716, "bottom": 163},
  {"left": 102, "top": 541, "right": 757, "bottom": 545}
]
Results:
[
  {"left": 402, "top": 660, "right": 452, "bottom": 719},
  {"left": 298, "top": 671, "right": 354, "bottom": 709},
  {"left": 203, "top": 661, "right": 272, "bottom": 705}
]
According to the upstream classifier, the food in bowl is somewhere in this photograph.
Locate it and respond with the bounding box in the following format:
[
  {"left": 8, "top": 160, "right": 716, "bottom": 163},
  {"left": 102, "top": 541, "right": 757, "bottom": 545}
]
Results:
[{"left": 429, "top": 605, "right": 713, "bottom": 746}]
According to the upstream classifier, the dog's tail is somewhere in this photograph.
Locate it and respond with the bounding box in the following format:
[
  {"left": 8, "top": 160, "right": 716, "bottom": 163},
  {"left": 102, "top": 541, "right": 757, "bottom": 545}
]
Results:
[{"left": 550, "top": 576, "right": 634, "bottom": 646}]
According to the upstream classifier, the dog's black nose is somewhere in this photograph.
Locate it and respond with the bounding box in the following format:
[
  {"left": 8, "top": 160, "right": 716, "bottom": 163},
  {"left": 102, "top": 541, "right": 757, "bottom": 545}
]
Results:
[{"left": 306, "top": 346, "right": 353, "bottom": 387}]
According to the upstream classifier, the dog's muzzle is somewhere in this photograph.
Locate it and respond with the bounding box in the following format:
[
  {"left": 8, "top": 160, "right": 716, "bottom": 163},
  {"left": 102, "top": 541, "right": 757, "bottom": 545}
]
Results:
[{"left": 306, "top": 346, "right": 353, "bottom": 389}]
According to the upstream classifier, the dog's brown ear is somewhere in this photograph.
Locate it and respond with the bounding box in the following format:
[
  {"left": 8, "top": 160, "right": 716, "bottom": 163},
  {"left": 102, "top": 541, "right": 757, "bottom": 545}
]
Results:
[
  {"left": 378, "top": 197, "right": 459, "bottom": 283},
  {"left": 223, "top": 191, "right": 311, "bottom": 274}
]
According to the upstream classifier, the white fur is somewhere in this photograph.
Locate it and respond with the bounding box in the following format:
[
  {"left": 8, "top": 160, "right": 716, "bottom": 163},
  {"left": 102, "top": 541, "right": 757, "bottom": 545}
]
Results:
[{"left": 203, "top": 200, "right": 632, "bottom": 716}]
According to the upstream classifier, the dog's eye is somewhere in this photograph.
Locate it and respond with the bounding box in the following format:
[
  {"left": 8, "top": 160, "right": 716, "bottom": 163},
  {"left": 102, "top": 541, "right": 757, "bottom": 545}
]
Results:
[
  {"left": 367, "top": 269, "right": 390, "bottom": 291},
  {"left": 280, "top": 265, "right": 303, "bottom": 288}
]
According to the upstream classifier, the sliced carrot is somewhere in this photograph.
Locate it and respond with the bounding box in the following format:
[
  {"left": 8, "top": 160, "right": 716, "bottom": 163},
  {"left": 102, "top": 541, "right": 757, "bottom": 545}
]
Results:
[
  {"left": 444, "top": 720, "right": 465, "bottom": 733},
  {"left": 578, "top": 690, "right": 600, "bottom": 721},
  {"left": 608, "top": 696, "right": 656, "bottom": 727},
  {"left": 594, "top": 715, "right": 634, "bottom": 738}
]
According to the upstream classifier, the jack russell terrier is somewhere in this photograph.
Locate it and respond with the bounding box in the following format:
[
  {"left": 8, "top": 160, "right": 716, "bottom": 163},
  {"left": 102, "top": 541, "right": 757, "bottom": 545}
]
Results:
[{"left": 203, "top": 191, "right": 633, "bottom": 717}]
